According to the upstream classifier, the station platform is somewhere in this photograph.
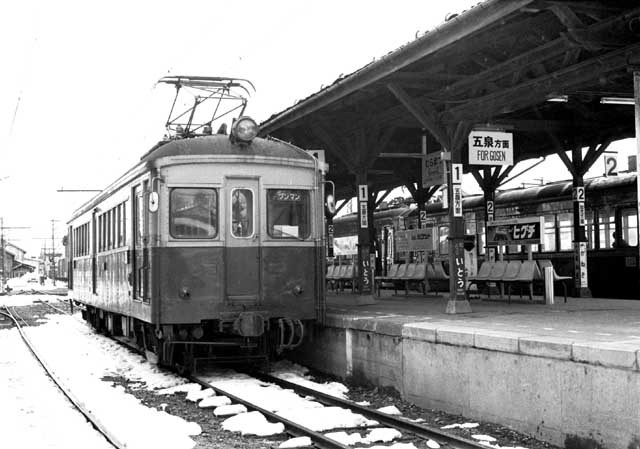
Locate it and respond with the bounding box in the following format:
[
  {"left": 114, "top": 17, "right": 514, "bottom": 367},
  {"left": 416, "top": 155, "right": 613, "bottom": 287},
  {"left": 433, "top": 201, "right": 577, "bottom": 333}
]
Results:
[{"left": 290, "top": 291, "right": 640, "bottom": 449}]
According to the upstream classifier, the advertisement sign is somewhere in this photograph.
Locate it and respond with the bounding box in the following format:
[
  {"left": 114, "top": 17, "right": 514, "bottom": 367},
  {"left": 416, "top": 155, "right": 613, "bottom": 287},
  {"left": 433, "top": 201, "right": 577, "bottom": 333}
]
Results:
[
  {"left": 395, "top": 227, "right": 434, "bottom": 253},
  {"left": 422, "top": 152, "right": 445, "bottom": 188},
  {"left": 359, "top": 202, "right": 368, "bottom": 229},
  {"left": 486, "top": 217, "right": 544, "bottom": 246},
  {"left": 333, "top": 236, "right": 358, "bottom": 256},
  {"left": 574, "top": 241, "right": 588, "bottom": 288},
  {"left": 468, "top": 130, "right": 513, "bottom": 166}
]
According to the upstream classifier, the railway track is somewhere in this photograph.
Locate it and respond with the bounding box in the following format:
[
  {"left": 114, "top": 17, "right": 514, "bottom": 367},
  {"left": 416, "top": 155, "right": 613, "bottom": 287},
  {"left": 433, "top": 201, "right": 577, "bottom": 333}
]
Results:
[
  {"left": 189, "top": 370, "right": 491, "bottom": 449},
  {"left": 17, "top": 299, "right": 509, "bottom": 449},
  {"left": 0, "top": 305, "right": 123, "bottom": 449}
]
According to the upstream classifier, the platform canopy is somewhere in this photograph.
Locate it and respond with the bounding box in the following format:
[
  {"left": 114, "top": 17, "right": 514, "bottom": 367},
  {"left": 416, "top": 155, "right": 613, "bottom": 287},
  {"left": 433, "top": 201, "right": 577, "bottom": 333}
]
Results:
[{"left": 260, "top": 0, "right": 640, "bottom": 201}]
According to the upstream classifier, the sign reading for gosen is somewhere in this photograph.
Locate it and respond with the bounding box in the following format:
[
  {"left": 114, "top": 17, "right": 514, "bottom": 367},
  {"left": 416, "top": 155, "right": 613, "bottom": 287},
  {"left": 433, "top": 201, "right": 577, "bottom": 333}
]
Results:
[
  {"left": 486, "top": 216, "right": 544, "bottom": 246},
  {"left": 468, "top": 130, "right": 513, "bottom": 166}
]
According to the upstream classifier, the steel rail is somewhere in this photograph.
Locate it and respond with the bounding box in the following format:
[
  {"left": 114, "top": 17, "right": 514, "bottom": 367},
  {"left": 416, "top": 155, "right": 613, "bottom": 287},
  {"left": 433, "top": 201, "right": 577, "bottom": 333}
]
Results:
[
  {"left": 252, "top": 371, "right": 489, "bottom": 449},
  {"left": 0, "top": 306, "right": 124, "bottom": 449},
  {"left": 188, "top": 374, "right": 351, "bottom": 449}
]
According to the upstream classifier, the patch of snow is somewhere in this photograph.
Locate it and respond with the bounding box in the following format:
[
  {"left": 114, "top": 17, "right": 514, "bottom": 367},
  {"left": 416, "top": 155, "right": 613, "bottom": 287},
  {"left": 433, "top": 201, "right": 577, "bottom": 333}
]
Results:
[
  {"left": 364, "top": 427, "right": 402, "bottom": 443},
  {"left": 473, "top": 434, "right": 498, "bottom": 442},
  {"left": 325, "top": 431, "right": 364, "bottom": 445},
  {"left": 214, "top": 404, "right": 247, "bottom": 416},
  {"left": 186, "top": 388, "right": 214, "bottom": 402},
  {"left": 279, "top": 436, "right": 312, "bottom": 448},
  {"left": 198, "top": 395, "right": 232, "bottom": 408},
  {"left": 222, "top": 411, "right": 284, "bottom": 436},
  {"left": 427, "top": 439, "right": 441, "bottom": 448},
  {"left": 356, "top": 400, "right": 371, "bottom": 406},
  {"left": 377, "top": 405, "right": 402, "bottom": 415},
  {"left": 441, "top": 422, "right": 479, "bottom": 429},
  {"left": 156, "top": 383, "right": 201, "bottom": 395},
  {"left": 277, "top": 406, "right": 378, "bottom": 432}
]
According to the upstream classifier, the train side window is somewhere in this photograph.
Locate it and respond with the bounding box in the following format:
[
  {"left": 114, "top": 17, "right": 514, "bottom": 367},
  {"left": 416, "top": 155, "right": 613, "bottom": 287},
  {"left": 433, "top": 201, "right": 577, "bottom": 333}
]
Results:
[
  {"left": 231, "top": 189, "right": 254, "bottom": 238},
  {"left": 542, "top": 214, "right": 556, "bottom": 252},
  {"left": 266, "top": 189, "right": 310, "bottom": 239},
  {"left": 599, "top": 209, "right": 615, "bottom": 249},
  {"left": 170, "top": 188, "right": 218, "bottom": 238},
  {"left": 558, "top": 213, "right": 573, "bottom": 251},
  {"left": 621, "top": 207, "right": 638, "bottom": 247},
  {"left": 438, "top": 225, "right": 449, "bottom": 255}
]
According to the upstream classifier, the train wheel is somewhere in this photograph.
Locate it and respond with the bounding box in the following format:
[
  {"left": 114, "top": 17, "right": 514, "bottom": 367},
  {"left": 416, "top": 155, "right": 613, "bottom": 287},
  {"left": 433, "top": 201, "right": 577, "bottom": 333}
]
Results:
[{"left": 175, "top": 344, "right": 194, "bottom": 376}]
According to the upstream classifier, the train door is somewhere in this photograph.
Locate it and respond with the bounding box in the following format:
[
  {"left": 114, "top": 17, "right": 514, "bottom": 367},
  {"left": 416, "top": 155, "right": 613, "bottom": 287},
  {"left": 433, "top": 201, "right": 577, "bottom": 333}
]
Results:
[
  {"left": 91, "top": 210, "right": 97, "bottom": 294},
  {"left": 132, "top": 182, "right": 149, "bottom": 302},
  {"left": 225, "top": 178, "right": 260, "bottom": 305}
]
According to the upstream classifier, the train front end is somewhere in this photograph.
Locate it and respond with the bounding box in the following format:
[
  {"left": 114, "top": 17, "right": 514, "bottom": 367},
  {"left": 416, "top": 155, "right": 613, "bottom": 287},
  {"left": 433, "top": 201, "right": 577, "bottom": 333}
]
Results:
[{"left": 149, "top": 118, "right": 326, "bottom": 370}]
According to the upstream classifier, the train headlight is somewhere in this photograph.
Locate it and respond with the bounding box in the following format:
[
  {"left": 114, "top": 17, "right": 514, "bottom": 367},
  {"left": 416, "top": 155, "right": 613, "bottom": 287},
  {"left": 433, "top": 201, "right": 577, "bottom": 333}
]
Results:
[{"left": 230, "top": 116, "right": 259, "bottom": 144}]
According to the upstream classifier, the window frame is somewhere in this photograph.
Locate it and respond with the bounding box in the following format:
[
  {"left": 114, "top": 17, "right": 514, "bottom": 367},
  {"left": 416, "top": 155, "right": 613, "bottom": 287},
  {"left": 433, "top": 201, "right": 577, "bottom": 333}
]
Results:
[
  {"left": 230, "top": 188, "right": 255, "bottom": 239},
  {"left": 266, "top": 188, "right": 311, "bottom": 240},
  {"left": 169, "top": 187, "right": 219, "bottom": 239}
]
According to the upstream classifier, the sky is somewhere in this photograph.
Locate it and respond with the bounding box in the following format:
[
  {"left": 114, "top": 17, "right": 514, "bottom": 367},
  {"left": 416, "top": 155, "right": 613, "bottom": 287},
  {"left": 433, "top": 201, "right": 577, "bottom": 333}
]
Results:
[{"left": 0, "top": 0, "right": 636, "bottom": 257}]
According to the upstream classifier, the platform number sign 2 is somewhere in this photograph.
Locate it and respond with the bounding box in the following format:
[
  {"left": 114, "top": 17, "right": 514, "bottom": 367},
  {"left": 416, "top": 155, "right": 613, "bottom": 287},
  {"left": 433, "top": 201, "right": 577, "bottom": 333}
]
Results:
[{"left": 604, "top": 153, "right": 617, "bottom": 177}]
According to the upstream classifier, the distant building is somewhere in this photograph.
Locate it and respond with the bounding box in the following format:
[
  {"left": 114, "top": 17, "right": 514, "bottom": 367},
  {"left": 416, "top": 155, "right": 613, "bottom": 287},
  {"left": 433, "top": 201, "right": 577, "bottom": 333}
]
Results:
[{"left": 1, "top": 243, "right": 35, "bottom": 279}]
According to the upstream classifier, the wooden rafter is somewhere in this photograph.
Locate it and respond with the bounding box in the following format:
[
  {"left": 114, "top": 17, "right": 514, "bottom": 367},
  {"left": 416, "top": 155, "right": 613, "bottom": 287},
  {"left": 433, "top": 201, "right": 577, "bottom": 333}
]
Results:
[
  {"left": 310, "top": 123, "right": 358, "bottom": 174},
  {"left": 386, "top": 82, "right": 449, "bottom": 147},
  {"left": 443, "top": 42, "right": 640, "bottom": 122}
]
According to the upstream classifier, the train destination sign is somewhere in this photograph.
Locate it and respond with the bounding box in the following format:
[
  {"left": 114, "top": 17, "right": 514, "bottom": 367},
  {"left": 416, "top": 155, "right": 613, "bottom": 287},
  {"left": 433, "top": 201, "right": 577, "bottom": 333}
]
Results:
[
  {"left": 395, "top": 227, "right": 434, "bottom": 253},
  {"left": 486, "top": 217, "right": 544, "bottom": 246},
  {"left": 468, "top": 130, "right": 513, "bottom": 166}
]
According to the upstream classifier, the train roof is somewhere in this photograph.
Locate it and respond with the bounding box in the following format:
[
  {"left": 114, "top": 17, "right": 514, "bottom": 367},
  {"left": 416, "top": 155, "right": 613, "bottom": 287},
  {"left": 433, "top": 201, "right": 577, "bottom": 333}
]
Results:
[
  {"left": 139, "top": 134, "right": 311, "bottom": 163},
  {"left": 334, "top": 173, "right": 637, "bottom": 224},
  {"left": 69, "top": 134, "right": 313, "bottom": 223}
]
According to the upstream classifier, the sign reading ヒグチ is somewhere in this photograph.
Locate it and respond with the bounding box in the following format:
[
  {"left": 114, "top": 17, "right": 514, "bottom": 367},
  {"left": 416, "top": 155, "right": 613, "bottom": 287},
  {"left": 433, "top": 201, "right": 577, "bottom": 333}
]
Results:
[
  {"left": 395, "top": 227, "right": 434, "bottom": 253},
  {"left": 486, "top": 217, "right": 544, "bottom": 246},
  {"left": 468, "top": 130, "right": 513, "bottom": 166}
]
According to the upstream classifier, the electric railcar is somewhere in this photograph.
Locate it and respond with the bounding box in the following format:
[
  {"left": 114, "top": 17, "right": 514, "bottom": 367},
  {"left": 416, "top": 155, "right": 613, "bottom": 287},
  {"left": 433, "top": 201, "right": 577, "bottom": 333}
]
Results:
[
  {"left": 66, "top": 116, "right": 326, "bottom": 371},
  {"left": 333, "top": 173, "right": 639, "bottom": 299}
]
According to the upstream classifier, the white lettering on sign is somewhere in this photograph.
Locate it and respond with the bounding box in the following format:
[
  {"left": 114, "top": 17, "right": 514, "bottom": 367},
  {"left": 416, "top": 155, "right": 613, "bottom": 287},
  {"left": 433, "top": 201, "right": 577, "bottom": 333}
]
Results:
[
  {"left": 422, "top": 152, "right": 445, "bottom": 188},
  {"left": 358, "top": 184, "right": 368, "bottom": 202},
  {"left": 451, "top": 163, "right": 462, "bottom": 184},
  {"left": 468, "top": 131, "right": 513, "bottom": 166},
  {"left": 453, "top": 185, "right": 463, "bottom": 217},
  {"left": 359, "top": 202, "right": 368, "bottom": 228},
  {"left": 573, "top": 186, "right": 585, "bottom": 201}
]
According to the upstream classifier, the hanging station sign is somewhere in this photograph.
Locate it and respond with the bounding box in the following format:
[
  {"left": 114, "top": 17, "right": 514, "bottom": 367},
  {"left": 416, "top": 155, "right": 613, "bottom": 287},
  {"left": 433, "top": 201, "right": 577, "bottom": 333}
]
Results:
[
  {"left": 468, "top": 130, "right": 513, "bottom": 166},
  {"left": 486, "top": 217, "right": 544, "bottom": 246},
  {"left": 422, "top": 152, "right": 446, "bottom": 188},
  {"left": 395, "top": 227, "right": 434, "bottom": 253}
]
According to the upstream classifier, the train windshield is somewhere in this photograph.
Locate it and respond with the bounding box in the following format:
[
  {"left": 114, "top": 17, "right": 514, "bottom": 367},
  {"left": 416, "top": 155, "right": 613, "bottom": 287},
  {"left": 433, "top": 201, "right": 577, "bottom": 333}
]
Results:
[
  {"left": 170, "top": 188, "right": 218, "bottom": 238},
  {"left": 267, "top": 189, "right": 310, "bottom": 239}
]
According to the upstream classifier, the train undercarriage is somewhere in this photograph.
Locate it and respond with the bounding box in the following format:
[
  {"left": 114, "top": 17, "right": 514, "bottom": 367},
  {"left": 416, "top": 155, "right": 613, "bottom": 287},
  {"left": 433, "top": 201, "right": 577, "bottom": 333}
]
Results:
[{"left": 80, "top": 304, "right": 306, "bottom": 373}]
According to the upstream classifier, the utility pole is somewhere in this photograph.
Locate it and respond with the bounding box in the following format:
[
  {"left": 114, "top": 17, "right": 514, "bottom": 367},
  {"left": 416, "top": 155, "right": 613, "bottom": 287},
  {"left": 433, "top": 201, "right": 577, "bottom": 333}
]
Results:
[
  {"left": 1, "top": 218, "right": 5, "bottom": 290},
  {"left": 51, "top": 219, "right": 59, "bottom": 286}
]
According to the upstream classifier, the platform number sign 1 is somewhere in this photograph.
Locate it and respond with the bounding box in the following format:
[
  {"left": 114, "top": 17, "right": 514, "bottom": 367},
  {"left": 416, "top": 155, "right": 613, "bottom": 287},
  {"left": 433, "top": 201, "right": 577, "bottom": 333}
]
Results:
[
  {"left": 604, "top": 153, "right": 617, "bottom": 177},
  {"left": 358, "top": 184, "right": 368, "bottom": 202},
  {"left": 451, "top": 163, "right": 462, "bottom": 184}
]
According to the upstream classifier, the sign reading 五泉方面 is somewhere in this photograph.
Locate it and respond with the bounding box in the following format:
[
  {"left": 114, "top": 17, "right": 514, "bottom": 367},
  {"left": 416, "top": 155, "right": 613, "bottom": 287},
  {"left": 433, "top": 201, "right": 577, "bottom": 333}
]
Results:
[{"left": 468, "top": 130, "right": 513, "bottom": 166}]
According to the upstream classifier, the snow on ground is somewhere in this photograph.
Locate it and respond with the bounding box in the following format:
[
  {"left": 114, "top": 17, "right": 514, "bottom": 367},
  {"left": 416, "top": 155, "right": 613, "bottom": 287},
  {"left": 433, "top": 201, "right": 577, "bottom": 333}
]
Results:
[
  {"left": 2, "top": 295, "right": 414, "bottom": 446},
  {"left": 0, "top": 328, "right": 115, "bottom": 449},
  {"left": 0, "top": 296, "right": 200, "bottom": 449},
  {"left": 271, "top": 360, "right": 350, "bottom": 399}
]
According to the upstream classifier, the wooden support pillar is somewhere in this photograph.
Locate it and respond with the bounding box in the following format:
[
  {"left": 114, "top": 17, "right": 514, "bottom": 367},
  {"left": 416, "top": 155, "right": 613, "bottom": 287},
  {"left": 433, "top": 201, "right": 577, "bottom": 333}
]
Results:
[
  {"left": 445, "top": 129, "right": 472, "bottom": 314},
  {"left": 634, "top": 70, "right": 640, "bottom": 290},
  {"left": 356, "top": 172, "right": 374, "bottom": 298},
  {"left": 570, "top": 151, "right": 591, "bottom": 297}
]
